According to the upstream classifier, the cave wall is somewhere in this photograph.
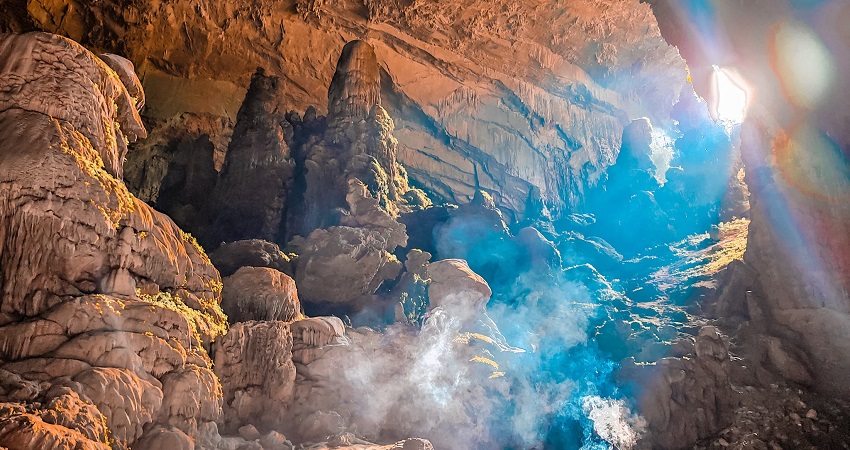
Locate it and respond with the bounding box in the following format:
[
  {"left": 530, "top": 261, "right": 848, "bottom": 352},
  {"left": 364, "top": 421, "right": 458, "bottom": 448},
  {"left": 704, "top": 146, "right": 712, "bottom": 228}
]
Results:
[
  {"left": 3, "top": 0, "right": 686, "bottom": 219},
  {"left": 646, "top": 0, "right": 850, "bottom": 395}
]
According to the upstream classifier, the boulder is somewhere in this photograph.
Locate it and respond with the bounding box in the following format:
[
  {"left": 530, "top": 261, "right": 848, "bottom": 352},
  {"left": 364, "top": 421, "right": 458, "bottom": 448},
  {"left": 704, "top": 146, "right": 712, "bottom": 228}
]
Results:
[
  {"left": 133, "top": 427, "right": 194, "bottom": 450},
  {"left": 289, "top": 226, "right": 403, "bottom": 306},
  {"left": 290, "top": 181, "right": 407, "bottom": 307},
  {"left": 222, "top": 267, "right": 302, "bottom": 323},
  {"left": 427, "top": 259, "right": 492, "bottom": 314},
  {"left": 210, "top": 239, "right": 294, "bottom": 278},
  {"left": 288, "top": 316, "right": 513, "bottom": 448}
]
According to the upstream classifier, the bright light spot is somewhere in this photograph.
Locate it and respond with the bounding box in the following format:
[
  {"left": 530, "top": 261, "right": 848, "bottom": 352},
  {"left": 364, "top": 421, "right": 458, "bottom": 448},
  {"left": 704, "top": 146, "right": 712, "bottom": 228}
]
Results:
[
  {"left": 712, "top": 65, "right": 748, "bottom": 129},
  {"left": 773, "top": 21, "right": 836, "bottom": 110}
]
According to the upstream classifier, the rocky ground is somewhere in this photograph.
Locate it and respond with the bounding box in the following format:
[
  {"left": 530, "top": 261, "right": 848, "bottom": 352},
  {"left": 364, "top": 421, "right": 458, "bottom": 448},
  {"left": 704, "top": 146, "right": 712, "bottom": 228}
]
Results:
[{"left": 696, "top": 383, "right": 850, "bottom": 450}]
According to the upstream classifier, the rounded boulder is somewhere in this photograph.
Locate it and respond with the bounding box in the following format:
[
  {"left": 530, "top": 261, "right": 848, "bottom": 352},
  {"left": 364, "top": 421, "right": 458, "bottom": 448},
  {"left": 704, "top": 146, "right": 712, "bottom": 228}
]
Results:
[{"left": 221, "top": 267, "right": 301, "bottom": 323}]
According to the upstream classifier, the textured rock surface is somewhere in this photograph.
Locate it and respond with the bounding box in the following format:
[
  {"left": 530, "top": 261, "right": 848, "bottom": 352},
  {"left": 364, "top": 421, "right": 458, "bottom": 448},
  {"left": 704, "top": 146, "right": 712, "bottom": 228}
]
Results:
[
  {"left": 305, "top": 436, "right": 434, "bottom": 450},
  {"left": 213, "top": 321, "right": 297, "bottom": 434},
  {"left": 2, "top": 0, "right": 685, "bottom": 217},
  {"left": 289, "top": 226, "right": 402, "bottom": 306},
  {"left": 144, "top": 119, "right": 221, "bottom": 240},
  {"left": 0, "top": 32, "right": 226, "bottom": 448},
  {"left": 126, "top": 113, "right": 232, "bottom": 205},
  {"left": 288, "top": 40, "right": 413, "bottom": 239},
  {"left": 122, "top": 38, "right": 418, "bottom": 252},
  {"left": 0, "top": 372, "right": 111, "bottom": 450},
  {"left": 289, "top": 180, "right": 406, "bottom": 307},
  {"left": 221, "top": 267, "right": 302, "bottom": 324},
  {"left": 7, "top": 2, "right": 848, "bottom": 449},
  {"left": 328, "top": 40, "right": 383, "bottom": 122},
  {"left": 647, "top": 0, "right": 850, "bottom": 396},
  {"left": 210, "top": 239, "right": 294, "bottom": 278},
  {"left": 625, "top": 327, "right": 735, "bottom": 450},
  {"left": 288, "top": 316, "right": 510, "bottom": 448},
  {"left": 212, "top": 69, "right": 296, "bottom": 245},
  {"left": 427, "top": 259, "right": 491, "bottom": 312}
]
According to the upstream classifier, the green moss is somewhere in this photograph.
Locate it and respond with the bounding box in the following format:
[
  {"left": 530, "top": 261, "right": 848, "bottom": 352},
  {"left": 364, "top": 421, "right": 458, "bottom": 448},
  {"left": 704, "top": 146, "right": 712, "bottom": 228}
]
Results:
[
  {"left": 137, "top": 290, "right": 227, "bottom": 341},
  {"left": 61, "top": 130, "right": 136, "bottom": 229},
  {"left": 403, "top": 188, "right": 433, "bottom": 210},
  {"left": 180, "top": 230, "right": 212, "bottom": 265}
]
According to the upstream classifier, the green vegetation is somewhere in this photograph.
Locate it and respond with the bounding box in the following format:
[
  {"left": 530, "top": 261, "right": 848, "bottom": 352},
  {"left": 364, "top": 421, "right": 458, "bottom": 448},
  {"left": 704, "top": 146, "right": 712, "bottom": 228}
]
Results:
[{"left": 137, "top": 290, "right": 228, "bottom": 342}]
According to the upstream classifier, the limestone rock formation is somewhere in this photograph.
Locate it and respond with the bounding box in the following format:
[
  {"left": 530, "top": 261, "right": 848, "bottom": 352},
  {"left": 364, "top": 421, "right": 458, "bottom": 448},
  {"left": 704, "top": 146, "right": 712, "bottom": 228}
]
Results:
[
  {"left": 221, "top": 267, "right": 302, "bottom": 324},
  {"left": 210, "top": 239, "right": 294, "bottom": 278},
  {"left": 424, "top": 189, "right": 566, "bottom": 296},
  {"left": 625, "top": 326, "right": 735, "bottom": 450},
  {"left": 126, "top": 113, "right": 232, "bottom": 205},
  {"left": 283, "top": 257, "right": 526, "bottom": 449},
  {"left": 0, "top": 371, "right": 111, "bottom": 450},
  {"left": 427, "top": 259, "right": 491, "bottom": 313},
  {"left": 0, "top": 32, "right": 226, "bottom": 449},
  {"left": 121, "top": 38, "right": 418, "bottom": 255},
  {"left": 328, "top": 41, "right": 400, "bottom": 203},
  {"left": 213, "top": 321, "right": 297, "bottom": 435},
  {"left": 212, "top": 69, "right": 296, "bottom": 245},
  {"left": 289, "top": 40, "right": 412, "bottom": 238},
  {"left": 290, "top": 316, "right": 348, "bottom": 367},
  {"left": 149, "top": 128, "right": 219, "bottom": 239},
  {"left": 306, "top": 436, "right": 434, "bottom": 450},
  {"left": 289, "top": 180, "right": 407, "bottom": 307},
  {"left": 288, "top": 226, "right": 402, "bottom": 306},
  {"left": 328, "top": 40, "right": 383, "bottom": 122},
  {"left": 1, "top": 0, "right": 684, "bottom": 218},
  {"left": 288, "top": 310, "right": 515, "bottom": 449},
  {"left": 390, "top": 249, "right": 432, "bottom": 324}
]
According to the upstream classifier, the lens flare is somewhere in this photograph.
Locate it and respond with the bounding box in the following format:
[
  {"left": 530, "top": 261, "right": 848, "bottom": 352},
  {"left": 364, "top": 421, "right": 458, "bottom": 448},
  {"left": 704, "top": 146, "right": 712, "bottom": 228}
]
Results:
[
  {"left": 771, "top": 20, "right": 836, "bottom": 110},
  {"left": 711, "top": 65, "right": 748, "bottom": 128}
]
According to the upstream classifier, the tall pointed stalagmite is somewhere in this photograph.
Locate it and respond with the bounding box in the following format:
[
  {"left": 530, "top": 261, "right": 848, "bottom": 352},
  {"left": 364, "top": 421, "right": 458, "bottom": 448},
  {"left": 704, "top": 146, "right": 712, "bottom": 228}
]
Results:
[
  {"left": 328, "top": 40, "right": 382, "bottom": 121},
  {"left": 326, "top": 39, "right": 399, "bottom": 203},
  {"left": 288, "top": 39, "right": 409, "bottom": 238},
  {"left": 212, "top": 69, "right": 295, "bottom": 246}
]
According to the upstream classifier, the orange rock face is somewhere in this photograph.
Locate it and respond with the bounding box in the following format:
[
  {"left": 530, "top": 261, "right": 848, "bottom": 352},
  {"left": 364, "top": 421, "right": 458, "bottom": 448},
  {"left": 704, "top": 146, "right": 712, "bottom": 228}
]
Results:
[
  {"left": 8, "top": 0, "right": 685, "bottom": 218},
  {"left": 0, "top": 32, "right": 227, "bottom": 449}
]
